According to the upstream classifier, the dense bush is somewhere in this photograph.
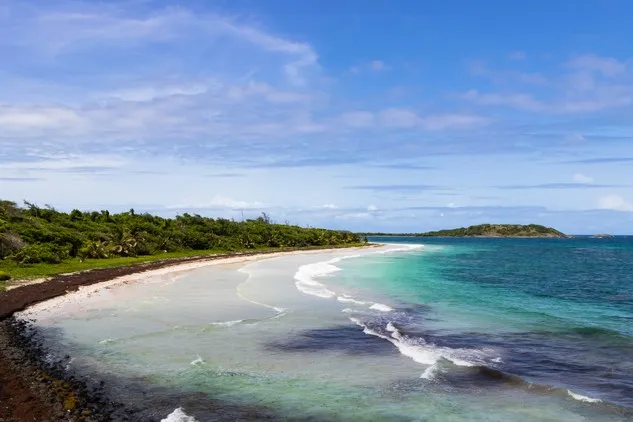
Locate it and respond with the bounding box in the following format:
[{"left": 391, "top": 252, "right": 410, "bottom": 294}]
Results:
[
  {"left": 0, "top": 271, "right": 10, "bottom": 281},
  {"left": 0, "top": 201, "right": 361, "bottom": 265},
  {"left": 10, "top": 243, "right": 71, "bottom": 264}
]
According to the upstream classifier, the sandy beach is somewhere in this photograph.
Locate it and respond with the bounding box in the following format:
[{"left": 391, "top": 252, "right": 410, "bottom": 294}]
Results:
[
  {"left": 16, "top": 246, "right": 373, "bottom": 321},
  {"left": 0, "top": 245, "right": 375, "bottom": 422}
]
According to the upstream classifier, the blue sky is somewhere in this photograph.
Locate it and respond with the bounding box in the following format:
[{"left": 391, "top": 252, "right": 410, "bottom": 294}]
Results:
[{"left": 1, "top": 0, "right": 633, "bottom": 234}]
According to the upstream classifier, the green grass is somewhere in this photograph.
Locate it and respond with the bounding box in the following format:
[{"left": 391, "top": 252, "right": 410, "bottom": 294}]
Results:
[{"left": 0, "top": 243, "right": 366, "bottom": 283}]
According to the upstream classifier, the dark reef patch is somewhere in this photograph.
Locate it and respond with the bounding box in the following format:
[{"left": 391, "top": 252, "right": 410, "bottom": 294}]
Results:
[{"left": 265, "top": 325, "right": 396, "bottom": 355}]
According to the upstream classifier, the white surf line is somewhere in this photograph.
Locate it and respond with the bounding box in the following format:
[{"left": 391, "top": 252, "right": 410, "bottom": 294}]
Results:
[
  {"left": 235, "top": 267, "right": 286, "bottom": 314},
  {"left": 567, "top": 390, "right": 602, "bottom": 403},
  {"left": 208, "top": 319, "right": 244, "bottom": 327},
  {"left": 294, "top": 244, "right": 424, "bottom": 311}
]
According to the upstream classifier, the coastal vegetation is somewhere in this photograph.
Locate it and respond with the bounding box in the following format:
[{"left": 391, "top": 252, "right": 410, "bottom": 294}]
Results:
[
  {"left": 360, "top": 224, "right": 568, "bottom": 238},
  {"left": 0, "top": 200, "right": 362, "bottom": 282}
]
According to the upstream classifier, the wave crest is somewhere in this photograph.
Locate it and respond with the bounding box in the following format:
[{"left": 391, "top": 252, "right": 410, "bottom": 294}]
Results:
[
  {"left": 351, "top": 318, "right": 496, "bottom": 368},
  {"left": 162, "top": 407, "right": 198, "bottom": 422},
  {"left": 568, "top": 390, "right": 602, "bottom": 403}
]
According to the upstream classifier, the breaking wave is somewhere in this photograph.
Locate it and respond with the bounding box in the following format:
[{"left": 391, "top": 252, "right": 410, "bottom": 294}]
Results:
[{"left": 161, "top": 407, "right": 198, "bottom": 422}]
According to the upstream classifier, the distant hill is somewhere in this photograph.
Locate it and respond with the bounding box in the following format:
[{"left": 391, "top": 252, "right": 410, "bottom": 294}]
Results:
[
  {"left": 417, "top": 224, "right": 568, "bottom": 238},
  {"left": 360, "top": 224, "right": 569, "bottom": 238}
]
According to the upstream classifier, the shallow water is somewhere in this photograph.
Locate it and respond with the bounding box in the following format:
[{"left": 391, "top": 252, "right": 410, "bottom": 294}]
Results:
[{"left": 26, "top": 240, "right": 633, "bottom": 421}]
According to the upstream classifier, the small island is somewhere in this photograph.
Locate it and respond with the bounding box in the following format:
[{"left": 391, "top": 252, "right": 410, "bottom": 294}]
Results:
[
  {"left": 361, "top": 224, "right": 569, "bottom": 238},
  {"left": 417, "top": 224, "right": 568, "bottom": 238}
]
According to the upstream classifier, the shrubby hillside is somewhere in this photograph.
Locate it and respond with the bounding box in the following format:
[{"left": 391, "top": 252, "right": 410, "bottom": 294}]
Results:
[{"left": 0, "top": 200, "right": 362, "bottom": 266}]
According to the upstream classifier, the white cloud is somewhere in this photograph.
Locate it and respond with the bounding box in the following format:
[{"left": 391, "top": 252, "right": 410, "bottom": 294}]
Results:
[
  {"left": 467, "top": 60, "right": 547, "bottom": 86},
  {"left": 420, "top": 113, "right": 490, "bottom": 130},
  {"left": 215, "top": 19, "right": 318, "bottom": 85},
  {"left": 379, "top": 108, "right": 420, "bottom": 128},
  {"left": 167, "top": 195, "right": 265, "bottom": 210},
  {"left": 367, "top": 204, "right": 378, "bottom": 211},
  {"left": 226, "top": 81, "right": 310, "bottom": 104},
  {"left": 2, "top": 5, "right": 319, "bottom": 86},
  {"left": 461, "top": 54, "right": 633, "bottom": 114},
  {"left": 573, "top": 173, "right": 594, "bottom": 183},
  {"left": 378, "top": 108, "right": 488, "bottom": 130},
  {"left": 461, "top": 88, "right": 631, "bottom": 114},
  {"left": 3, "top": 154, "right": 126, "bottom": 170},
  {"left": 339, "top": 111, "right": 375, "bottom": 128},
  {"left": 335, "top": 212, "right": 372, "bottom": 220},
  {"left": 0, "top": 106, "right": 85, "bottom": 130},
  {"left": 460, "top": 90, "right": 544, "bottom": 111},
  {"left": 567, "top": 54, "right": 627, "bottom": 78},
  {"left": 321, "top": 204, "right": 338, "bottom": 209},
  {"left": 102, "top": 84, "right": 209, "bottom": 102},
  {"left": 598, "top": 194, "right": 633, "bottom": 212}
]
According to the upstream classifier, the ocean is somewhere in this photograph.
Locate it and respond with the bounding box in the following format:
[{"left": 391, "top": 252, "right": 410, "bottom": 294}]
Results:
[{"left": 22, "top": 238, "right": 633, "bottom": 421}]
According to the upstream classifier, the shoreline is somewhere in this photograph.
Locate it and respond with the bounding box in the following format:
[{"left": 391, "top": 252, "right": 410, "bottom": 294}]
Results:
[
  {"left": 17, "top": 245, "right": 375, "bottom": 321},
  {"left": 0, "top": 244, "right": 376, "bottom": 422}
]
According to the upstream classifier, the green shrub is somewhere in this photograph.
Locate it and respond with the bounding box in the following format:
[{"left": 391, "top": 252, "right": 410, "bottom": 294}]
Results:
[
  {"left": 10, "top": 243, "right": 71, "bottom": 264},
  {"left": 0, "top": 271, "right": 10, "bottom": 281}
]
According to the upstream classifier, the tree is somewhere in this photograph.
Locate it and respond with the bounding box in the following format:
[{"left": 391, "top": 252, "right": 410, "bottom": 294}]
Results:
[
  {"left": 70, "top": 209, "right": 83, "bottom": 221},
  {"left": 258, "top": 212, "right": 271, "bottom": 224}
]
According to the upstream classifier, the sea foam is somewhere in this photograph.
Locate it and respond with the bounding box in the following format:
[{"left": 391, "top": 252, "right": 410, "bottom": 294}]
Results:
[
  {"left": 369, "top": 303, "right": 393, "bottom": 312},
  {"left": 294, "top": 258, "right": 342, "bottom": 299},
  {"left": 337, "top": 295, "right": 370, "bottom": 305},
  {"left": 190, "top": 355, "right": 204, "bottom": 366},
  {"left": 350, "top": 317, "right": 492, "bottom": 368},
  {"left": 209, "top": 319, "right": 243, "bottom": 328},
  {"left": 374, "top": 244, "right": 424, "bottom": 254},
  {"left": 161, "top": 407, "right": 198, "bottom": 422},
  {"left": 420, "top": 363, "right": 442, "bottom": 380},
  {"left": 567, "top": 390, "right": 602, "bottom": 403}
]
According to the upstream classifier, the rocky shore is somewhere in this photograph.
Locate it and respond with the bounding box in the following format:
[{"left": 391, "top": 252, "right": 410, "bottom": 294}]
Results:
[{"left": 0, "top": 317, "right": 126, "bottom": 421}]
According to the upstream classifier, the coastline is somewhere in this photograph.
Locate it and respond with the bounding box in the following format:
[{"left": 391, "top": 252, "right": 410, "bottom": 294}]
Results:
[{"left": 0, "top": 244, "right": 376, "bottom": 422}]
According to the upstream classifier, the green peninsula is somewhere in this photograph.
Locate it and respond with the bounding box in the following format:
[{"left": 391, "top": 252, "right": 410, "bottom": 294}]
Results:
[
  {"left": 361, "top": 224, "right": 568, "bottom": 238},
  {"left": 419, "top": 224, "right": 567, "bottom": 238}
]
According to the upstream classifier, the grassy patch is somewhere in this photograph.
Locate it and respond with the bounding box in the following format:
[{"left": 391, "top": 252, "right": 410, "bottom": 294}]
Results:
[
  {"left": 0, "top": 243, "right": 365, "bottom": 283},
  {"left": 0, "top": 249, "right": 233, "bottom": 281}
]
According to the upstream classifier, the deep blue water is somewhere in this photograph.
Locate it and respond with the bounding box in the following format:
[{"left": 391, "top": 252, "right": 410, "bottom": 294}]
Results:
[{"left": 347, "top": 236, "right": 633, "bottom": 408}]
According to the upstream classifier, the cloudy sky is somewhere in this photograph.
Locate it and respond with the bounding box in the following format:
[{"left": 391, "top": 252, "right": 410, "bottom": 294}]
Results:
[{"left": 1, "top": 0, "right": 633, "bottom": 234}]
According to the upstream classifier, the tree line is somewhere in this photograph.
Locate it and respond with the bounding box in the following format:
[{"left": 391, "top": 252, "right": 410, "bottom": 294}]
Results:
[{"left": 0, "top": 200, "right": 363, "bottom": 265}]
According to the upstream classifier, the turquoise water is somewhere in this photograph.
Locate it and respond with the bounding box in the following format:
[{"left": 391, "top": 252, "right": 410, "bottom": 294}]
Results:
[
  {"left": 350, "top": 237, "right": 633, "bottom": 406},
  {"left": 23, "top": 240, "right": 633, "bottom": 421}
]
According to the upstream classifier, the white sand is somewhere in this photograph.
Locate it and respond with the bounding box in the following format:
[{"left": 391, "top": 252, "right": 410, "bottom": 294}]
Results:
[{"left": 16, "top": 247, "right": 373, "bottom": 320}]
